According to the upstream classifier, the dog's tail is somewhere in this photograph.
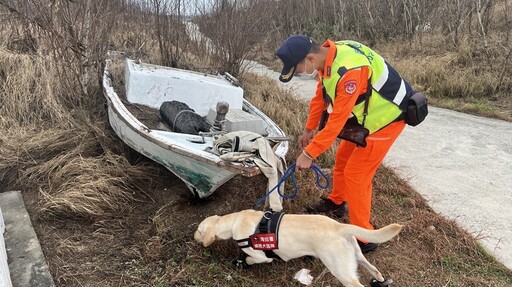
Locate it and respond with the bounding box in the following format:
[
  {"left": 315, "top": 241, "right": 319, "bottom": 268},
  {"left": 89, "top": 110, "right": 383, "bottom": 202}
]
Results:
[{"left": 342, "top": 224, "right": 403, "bottom": 243}]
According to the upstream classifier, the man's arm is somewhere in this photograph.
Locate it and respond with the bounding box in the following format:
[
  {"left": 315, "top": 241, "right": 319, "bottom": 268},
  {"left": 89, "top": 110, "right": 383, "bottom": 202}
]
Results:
[
  {"left": 304, "top": 66, "right": 370, "bottom": 159},
  {"left": 299, "top": 78, "right": 325, "bottom": 149},
  {"left": 304, "top": 77, "right": 325, "bottom": 131}
]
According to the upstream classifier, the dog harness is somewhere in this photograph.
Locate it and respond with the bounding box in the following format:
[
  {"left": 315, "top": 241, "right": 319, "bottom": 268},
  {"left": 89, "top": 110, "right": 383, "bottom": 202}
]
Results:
[{"left": 236, "top": 210, "right": 284, "bottom": 260}]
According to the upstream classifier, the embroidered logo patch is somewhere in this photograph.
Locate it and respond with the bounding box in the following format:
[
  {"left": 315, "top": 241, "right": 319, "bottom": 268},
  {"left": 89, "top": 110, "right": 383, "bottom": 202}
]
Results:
[{"left": 344, "top": 80, "right": 357, "bottom": 95}]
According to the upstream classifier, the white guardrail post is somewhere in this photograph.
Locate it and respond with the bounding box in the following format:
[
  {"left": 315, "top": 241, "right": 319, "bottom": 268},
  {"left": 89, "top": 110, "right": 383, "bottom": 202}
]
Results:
[{"left": 0, "top": 207, "right": 13, "bottom": 287}]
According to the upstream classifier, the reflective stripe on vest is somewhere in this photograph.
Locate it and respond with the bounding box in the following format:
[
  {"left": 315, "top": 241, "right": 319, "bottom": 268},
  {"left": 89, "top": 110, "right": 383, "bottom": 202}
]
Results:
[{"left": 322, "top": 41, "right": 414, "bottom": 133}]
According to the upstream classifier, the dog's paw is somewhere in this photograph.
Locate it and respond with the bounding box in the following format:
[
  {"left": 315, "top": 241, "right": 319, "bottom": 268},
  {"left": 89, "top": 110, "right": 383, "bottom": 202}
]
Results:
[
  {"left": 370, "top": 278, "right": 394, "bottom": 287},
  {"left": 302, "top": 255, "right": 316, "bottom": 263},
  {"left": 232, "top": 258, "right": 250, "bottom": 269}
]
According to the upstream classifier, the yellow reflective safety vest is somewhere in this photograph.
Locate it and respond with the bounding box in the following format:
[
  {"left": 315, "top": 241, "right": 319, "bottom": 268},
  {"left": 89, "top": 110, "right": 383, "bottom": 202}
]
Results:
[{"left": 322, "top": 41, "right": 415, "bottom": 134}]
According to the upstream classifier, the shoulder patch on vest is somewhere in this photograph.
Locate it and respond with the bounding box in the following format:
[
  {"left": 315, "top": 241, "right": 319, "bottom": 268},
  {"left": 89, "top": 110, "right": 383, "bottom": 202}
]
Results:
[
  {"left": 337, "top": 66, "right": 348, "bottom": 77},
  {"left": 344, "top": 80, "right": 357, "bottom": 95}
]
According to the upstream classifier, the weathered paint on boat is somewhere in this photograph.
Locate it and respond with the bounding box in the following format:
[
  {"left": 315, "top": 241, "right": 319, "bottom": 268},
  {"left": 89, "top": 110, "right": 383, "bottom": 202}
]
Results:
[{"left": 102, "top": 56, "right": 288, "bottom": 198}]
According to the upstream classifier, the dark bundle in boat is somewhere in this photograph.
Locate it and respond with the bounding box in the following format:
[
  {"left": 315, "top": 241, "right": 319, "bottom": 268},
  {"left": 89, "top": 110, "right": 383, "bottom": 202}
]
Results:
[{"left": 159, "top": 100, "right": 211, "bottom": 135}]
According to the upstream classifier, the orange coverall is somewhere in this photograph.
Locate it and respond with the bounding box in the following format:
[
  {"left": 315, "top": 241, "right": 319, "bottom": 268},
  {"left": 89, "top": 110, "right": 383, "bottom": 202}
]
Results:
[{"left": 303, "top": 40, "right": 406, "bottom": 231}]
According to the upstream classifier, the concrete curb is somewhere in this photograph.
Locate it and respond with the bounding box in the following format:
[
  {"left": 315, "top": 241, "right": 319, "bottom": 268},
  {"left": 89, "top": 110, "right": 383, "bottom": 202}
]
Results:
[
  {"left": 0, "top": 206, "right": 13, "bottom": 287},
  {"left": 0, "top": 191, "right": 55, "bottom": 287}
]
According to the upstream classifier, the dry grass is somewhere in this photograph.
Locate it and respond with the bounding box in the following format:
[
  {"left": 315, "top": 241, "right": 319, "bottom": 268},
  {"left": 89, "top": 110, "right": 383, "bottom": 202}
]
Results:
[
  {"left": 0, "top": 49, "right": 68, "bottom": 126},
  {"left": 36, "top": 152, "right": 153, "bottom": 218},
  {"left": 0, "top": 47, "right": 158, "bottom": 221},
  {"left": 377, "top": 33, "right": 512, "bottom": 122}
]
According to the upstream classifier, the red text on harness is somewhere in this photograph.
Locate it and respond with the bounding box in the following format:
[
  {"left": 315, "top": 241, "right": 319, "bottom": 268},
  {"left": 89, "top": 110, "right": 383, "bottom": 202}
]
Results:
[{"left": 250, "top": 233, "right": 277, "bottom": 250}]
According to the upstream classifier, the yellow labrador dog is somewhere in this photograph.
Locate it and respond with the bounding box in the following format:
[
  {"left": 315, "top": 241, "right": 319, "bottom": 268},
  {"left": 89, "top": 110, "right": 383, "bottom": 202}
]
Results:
[{"left": 194, "top": 209, "right": 402, "bottom": 287}]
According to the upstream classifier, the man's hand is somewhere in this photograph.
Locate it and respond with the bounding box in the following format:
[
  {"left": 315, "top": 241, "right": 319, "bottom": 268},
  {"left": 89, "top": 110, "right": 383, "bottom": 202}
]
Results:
[
  {"left": 295, "top": 152, "right": 313, "bottom": 172},
  {"left": 299, "top": 128, "right": 314, "bottom": 149}
]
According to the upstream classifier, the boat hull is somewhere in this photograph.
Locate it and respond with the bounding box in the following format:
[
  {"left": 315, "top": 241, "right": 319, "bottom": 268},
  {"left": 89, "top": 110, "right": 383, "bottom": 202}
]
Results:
[
  {"left": 102, "top": 55, "right": 288, "bottom": 198},
  {"left": 107, "top": 107, "right": 236, "bottom": 198}
]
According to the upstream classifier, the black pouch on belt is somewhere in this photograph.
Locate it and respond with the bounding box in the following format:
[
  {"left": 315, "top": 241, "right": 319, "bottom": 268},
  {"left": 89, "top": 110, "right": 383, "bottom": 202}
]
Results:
[
  {"left": 405, "top": 92, "right": 428, "bottom": 126},
  {"left": 319, "top": 112, "right": 369, "bottom": 147}
]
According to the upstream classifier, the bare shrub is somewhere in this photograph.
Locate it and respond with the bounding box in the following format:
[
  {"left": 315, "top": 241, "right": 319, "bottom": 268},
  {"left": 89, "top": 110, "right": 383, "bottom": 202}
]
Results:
[
  {"left": 149, "top": 0, "right": 190, "bottom": 67},
  {"left": 0, "top": 0, "right": 121, "bottom": 99},
  {"left": 194, "top": 0, "right": 273, "bottom": 76}
]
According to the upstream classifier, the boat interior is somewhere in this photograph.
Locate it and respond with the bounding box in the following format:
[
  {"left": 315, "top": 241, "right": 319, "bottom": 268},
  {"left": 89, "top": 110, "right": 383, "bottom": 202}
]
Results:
[{"left": 109, "top": 58, "right": 270, "bottom": 136}]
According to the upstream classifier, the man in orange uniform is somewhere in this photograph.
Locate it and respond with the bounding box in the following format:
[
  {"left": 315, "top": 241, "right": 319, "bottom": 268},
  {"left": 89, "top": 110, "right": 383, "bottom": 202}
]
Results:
[{"left": 276, "top": 35, "right": 414, "bottom": 253}]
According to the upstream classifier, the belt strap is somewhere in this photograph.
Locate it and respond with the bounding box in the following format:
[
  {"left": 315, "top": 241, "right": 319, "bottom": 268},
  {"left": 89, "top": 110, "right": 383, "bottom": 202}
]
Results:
[
  {"left": 258, "top": 210, "right": 284, "bottom": 259},
  {"left": 258, "top": 210, "right": 284, "bottom": 235}
]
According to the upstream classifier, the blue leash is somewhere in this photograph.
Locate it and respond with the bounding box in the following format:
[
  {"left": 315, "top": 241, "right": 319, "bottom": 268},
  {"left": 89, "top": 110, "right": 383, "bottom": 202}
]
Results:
[{"left": 253, "top": 163, "right": 330, "bottom": 209}]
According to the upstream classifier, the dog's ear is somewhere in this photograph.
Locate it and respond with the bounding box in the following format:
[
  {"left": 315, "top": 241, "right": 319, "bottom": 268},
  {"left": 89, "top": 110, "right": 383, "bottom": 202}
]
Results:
[
  {"left": 213, "top": 212, "right": 238, "bottom": 240},
  {"left": 199, "top": 215, "right": 220, "bottom": 247}
]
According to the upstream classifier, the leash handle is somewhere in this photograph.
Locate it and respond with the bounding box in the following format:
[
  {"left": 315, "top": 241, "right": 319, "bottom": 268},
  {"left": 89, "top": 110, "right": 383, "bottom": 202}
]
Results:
[
  {"left": 310, "top": 164, "right": 329, "bottom": 189},
  {"left": 277, "top": 163, "right": 298, "bottom": 199},
  {"left": 252, "top": 163, "right": 329, "bottom": 209}
]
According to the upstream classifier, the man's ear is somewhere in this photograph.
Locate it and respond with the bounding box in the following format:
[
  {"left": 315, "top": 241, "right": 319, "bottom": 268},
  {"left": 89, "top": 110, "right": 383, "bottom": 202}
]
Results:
[{"left": 305, "top": 53, "right": 316, "bottom": 62}]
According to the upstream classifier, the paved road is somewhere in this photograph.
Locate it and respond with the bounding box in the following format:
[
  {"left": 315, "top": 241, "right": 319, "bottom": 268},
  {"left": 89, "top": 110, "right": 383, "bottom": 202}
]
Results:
[
  {"left": 385, "top": 106, "right": 512, "bottom": 270},
  {"left": 246, "top": 61, "right": 512, "bottom": 270}
]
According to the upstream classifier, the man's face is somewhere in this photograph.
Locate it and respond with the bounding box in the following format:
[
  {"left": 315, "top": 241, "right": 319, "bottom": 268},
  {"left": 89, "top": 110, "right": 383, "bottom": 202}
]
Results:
[
  {"left": 294, "top": 59, "right": 306, "bottom": 74},
  {"left": 295, "top": 57, "right": 315, "bottom": 75}
]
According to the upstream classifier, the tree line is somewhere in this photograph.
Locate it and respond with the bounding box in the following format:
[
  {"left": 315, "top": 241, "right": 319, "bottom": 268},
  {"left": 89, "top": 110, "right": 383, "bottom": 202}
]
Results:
[{"left": 0, "top": 0, "right": 510, "bottom": 87}]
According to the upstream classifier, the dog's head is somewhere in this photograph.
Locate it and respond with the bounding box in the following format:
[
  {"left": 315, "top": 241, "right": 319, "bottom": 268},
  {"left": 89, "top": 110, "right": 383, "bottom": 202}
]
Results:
[
  {"left": 194, "top": 215, "right": 220, "bottom": 247},
  {"left": 194, "top": 213, "right": 240, "bottom": 247}
]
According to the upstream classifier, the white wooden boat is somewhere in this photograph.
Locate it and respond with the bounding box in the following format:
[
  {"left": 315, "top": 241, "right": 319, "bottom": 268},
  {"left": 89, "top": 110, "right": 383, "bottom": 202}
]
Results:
[{"left": 102, "top": 55, "right": 288, "bottom": 198}]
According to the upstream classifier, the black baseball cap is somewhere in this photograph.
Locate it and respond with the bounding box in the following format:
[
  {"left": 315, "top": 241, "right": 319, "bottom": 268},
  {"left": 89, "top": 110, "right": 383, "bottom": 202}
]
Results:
[{"left": 276, "top": 35, "right": 312, "bottom": 82}]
